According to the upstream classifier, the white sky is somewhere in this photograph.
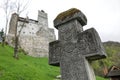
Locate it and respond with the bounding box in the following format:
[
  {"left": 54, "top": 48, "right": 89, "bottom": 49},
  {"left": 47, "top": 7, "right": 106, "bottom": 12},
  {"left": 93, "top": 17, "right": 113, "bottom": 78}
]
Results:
[{"left": 0, "top": 0, "right": 120, "bottom": 42}]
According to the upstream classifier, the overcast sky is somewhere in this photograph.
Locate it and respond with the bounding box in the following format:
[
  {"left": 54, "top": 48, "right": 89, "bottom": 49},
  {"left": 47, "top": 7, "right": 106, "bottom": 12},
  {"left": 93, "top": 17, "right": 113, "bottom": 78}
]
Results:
[{"left": 0, "top": 0, "right": 120, "bottom": 42}]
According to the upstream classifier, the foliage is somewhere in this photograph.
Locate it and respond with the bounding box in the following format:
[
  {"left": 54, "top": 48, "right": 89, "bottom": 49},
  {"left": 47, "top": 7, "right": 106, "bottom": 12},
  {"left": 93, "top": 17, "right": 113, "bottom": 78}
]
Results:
[
  {"left": 92, "top": 41, "right": 120, "bottom": 76},
  {"left": 0, "top": 29, "right": 5, "bottom": 46},
  {"left": 0, "top": 29, "right": 4, "bottom": 37},
  {"left": 96, "top": 76, "right": 108, "bottom": 80}
]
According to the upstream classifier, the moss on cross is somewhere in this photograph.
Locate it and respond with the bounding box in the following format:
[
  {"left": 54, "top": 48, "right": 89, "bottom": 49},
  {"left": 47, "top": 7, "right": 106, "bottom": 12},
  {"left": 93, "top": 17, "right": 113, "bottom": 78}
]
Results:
[{"left": 55, "top": 8, "right": 80, "bottom": 21}]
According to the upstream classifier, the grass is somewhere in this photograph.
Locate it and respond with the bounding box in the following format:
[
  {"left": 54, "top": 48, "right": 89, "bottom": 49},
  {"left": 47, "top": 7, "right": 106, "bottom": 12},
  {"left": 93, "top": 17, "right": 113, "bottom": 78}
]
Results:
[
  {"left": 0, "top": 44, "right": 108, "bottom": 80},
  {"left": 96, "top": 76, "right": 108, "bottom": 80},
  {"left": 0, "top": 44, "right": 60, "bottom": 80}
]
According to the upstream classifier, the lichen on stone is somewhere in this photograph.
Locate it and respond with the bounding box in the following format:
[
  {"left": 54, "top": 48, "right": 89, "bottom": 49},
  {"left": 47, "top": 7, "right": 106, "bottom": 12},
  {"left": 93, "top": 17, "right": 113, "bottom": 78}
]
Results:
[{"left": 55, "top": 8, "right": 81, "bottom": 21}]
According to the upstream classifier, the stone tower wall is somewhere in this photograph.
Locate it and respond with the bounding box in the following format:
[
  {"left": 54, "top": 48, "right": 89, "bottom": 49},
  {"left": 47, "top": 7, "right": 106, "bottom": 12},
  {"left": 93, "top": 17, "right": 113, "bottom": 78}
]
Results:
[
  {"left": 7, "top": 11, "right": 56, "bottom": 57},
  {"left": 38, "top": 10, "right": 48, "bottom": 28},
  {"left": 8, "top": 13, "right": 19, "bottom": 34}
]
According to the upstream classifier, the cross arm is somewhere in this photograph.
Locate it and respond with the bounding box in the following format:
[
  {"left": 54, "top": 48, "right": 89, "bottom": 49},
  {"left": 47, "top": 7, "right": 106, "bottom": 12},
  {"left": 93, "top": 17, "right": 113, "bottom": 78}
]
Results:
[
  {"left": 49, "top": 40, "right": 61, "bottom": 66},
  {"left": 77, "top": 28, "right": 107, "bottom": 61}
]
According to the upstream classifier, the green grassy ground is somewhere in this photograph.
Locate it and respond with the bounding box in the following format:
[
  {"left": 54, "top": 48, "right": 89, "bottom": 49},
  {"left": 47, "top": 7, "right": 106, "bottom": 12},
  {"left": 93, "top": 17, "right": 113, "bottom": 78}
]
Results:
[
  {"left": 0, "top": 44, "right": 59, "bottom": 80},
  {"left": 0, "top": 44, "right": 108, "bottom": 80},
  {"left": 96, "top": 76, "right": 108, "bottom": 80}
]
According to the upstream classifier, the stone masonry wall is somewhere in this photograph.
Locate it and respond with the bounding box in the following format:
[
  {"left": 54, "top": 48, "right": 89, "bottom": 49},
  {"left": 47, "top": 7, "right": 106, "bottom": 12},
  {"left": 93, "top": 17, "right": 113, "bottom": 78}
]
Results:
[
  {"left": 19, "top": 36, "right": 49, "bottom": 57},
  {"left": 7, "top": 10, "right": 56, "bottom": 57}
]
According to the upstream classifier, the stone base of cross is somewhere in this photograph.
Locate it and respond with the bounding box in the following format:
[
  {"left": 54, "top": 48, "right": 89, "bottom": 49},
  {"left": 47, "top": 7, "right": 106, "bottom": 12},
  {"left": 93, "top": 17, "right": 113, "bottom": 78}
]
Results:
[{"left": 49, "top": 8, "right": 107, "bottom": 80}]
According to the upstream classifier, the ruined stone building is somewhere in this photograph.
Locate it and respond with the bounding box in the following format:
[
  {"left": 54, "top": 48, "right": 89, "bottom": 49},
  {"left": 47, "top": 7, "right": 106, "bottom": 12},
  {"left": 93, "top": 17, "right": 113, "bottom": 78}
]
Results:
[{"left": 7, "top": 10, "right": 56, "bottom": 57}]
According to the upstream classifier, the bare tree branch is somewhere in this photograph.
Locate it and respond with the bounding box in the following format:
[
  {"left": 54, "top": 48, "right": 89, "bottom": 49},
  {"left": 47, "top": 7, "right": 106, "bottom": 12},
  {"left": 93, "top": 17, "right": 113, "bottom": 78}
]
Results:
[
  {"left": 13, "top": 0, "right": 31, "bottom": 15},
  {"left": 13, "top": 0, "right": 30, "bottom": 59},
  {"left": 14, "top": 16, "right": 29, "bottom": 59},
  {"left": 0, "top": 0, "right": 14, "bottom": 46},
  {"left": 1, "top": 0, "right": 30, "bottom": 58}
]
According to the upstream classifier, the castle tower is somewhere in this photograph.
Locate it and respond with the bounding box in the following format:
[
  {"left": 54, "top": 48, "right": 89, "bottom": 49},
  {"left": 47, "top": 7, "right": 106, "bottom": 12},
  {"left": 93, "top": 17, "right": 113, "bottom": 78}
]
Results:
[
  {"left": 7, "top": 10, "right": 56, "bottom": 57},
  {"left": 8, "top": 13, "right": 19, "bottom": 35},
  {"left": 38, "top": 10, "right": 48, "bottom": 28}
]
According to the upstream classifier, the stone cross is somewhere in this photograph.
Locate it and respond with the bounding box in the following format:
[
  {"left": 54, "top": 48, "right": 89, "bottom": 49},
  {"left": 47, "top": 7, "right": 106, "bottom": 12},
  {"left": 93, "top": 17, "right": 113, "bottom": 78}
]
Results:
[{"left": 49, "top": 8, "right": 107, "bottom": 80}]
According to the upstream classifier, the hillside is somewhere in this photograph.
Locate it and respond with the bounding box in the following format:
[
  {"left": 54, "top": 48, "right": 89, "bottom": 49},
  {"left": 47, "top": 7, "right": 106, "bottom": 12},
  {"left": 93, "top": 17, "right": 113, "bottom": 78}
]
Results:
[
  {"left": 93, "top": 41, "right": 120, "bottom": 76},
  {"left": 0, "top": 43, "right": 109, "bottom": 80},
  {"left": 103, "top": 41, "right": 120, "bottom": 67},
  {"left": 103, "top": 41, "right": 120, "bottom": 47},
  {"left": 0, "top": 44, "right": 59, "bottom": 80}
]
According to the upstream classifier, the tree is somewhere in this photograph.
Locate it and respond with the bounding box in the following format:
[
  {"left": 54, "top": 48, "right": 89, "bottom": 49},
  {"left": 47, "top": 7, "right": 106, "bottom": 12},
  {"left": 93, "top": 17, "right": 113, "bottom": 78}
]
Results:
[
  {"left": 0, "top": 0, "right": 30, "bottom": 37},
  {"left": 13, "top": 16, "right": 28, "bottom": 59},
  {"left": 13, "top": 0, "right": 30, "bottom": 59},
  {"left": 0, "top": 28, "right": 4, "bottom": 46},
  {"left": 1, "top": 29, "right": 5, "bottom": 46},
  {"left": 13, "top": 0, "right": 30, "bottom": 15},
  {"left": 111, "top": 52, "right": 120, "bottom": 66},
  {"left": 1, "top": 0, "right": 30, "bottom": 59},
  {"left": 0, "top": 0, "right": 15, "bottom": 46}
]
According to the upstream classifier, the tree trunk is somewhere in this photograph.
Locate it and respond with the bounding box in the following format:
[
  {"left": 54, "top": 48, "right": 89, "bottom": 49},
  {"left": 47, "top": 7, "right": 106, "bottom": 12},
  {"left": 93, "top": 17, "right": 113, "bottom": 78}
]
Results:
[
  {"left": 13, "top": 36, "right": 19, "bottom": 59},
  {"left": 2, "top": 37, "right": 5, "bottom": 47}
]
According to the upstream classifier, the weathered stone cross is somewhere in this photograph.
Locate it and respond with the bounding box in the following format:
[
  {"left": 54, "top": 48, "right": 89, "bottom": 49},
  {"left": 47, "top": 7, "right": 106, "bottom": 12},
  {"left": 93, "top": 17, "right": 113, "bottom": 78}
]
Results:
[{"left": 49, "top": 8, "right": 107, "bottom": 80}]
